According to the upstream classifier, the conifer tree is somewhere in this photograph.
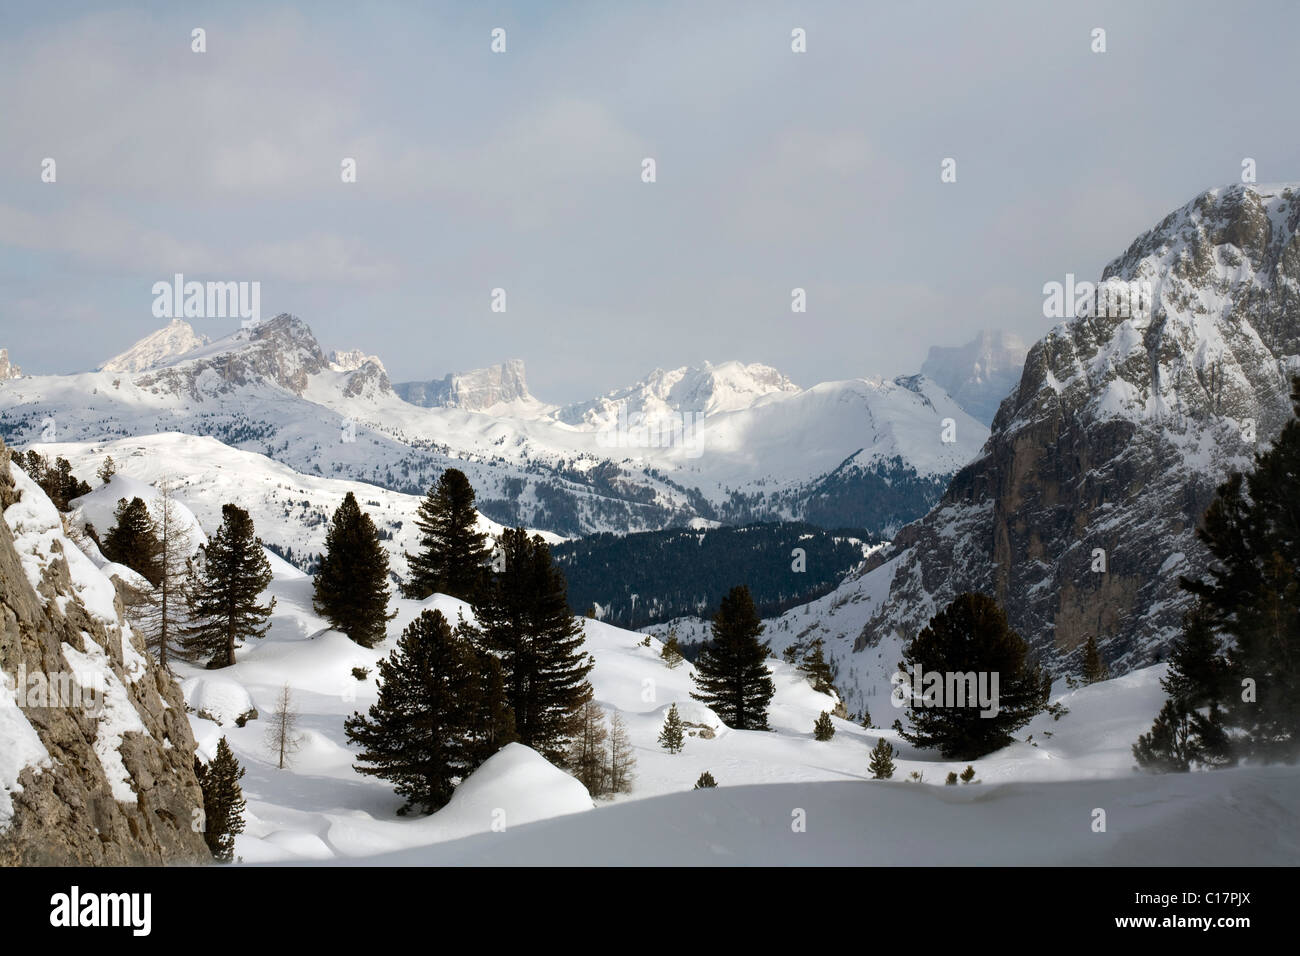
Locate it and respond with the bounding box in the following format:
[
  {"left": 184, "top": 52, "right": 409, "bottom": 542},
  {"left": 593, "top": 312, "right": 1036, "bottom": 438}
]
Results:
[
  {"left": 402, "top": 468, "right": 491, "bottom": 601},
  {"left": 102, "top": 497, "right": 164, "bottom": 587},
  {"left": 813, "top": 710, "right": 835, "bottom": 741},
  {"left": 897, "top": 592, "right": 1052, "bottom": 759},
  {"left": 466, "top": 528, "right": 594, "bottom": 762},
  {"left": 1161, "top": 605, "right": 1230, "bottom": 709},
  {"left": 960, "top": 764, "right": 977, "bottom": 783},
  {"left": 126, "top": 481, "right": 194, "bottom": 670},
  {"left": 869, "top": 737, "right": 896, "bottom": 779},
  {"left": 690, "top": 585, "right": 775, "bottom": 731},
  {"left": 195, "top": 737, "right": 246, "bottom": 863},
  {"left": 658, "top": 702, "right": 685, "bottom": 753},
  {"left": 1081, "top": 635, "right": 1109, "bottom": 684},
  {"left": 182, "top": 504, "right": 274, "bottom": 668},
  {"left": 946, "top": 771, "right": 958, "bottom": 785},
  {"left": 97, "top": 455, "right": 115, "bottom": 485},
  {"left": 799, "top": 636, "right": 837, "bottom": 695},
  {"left": 1132, "top": 699, "right": 1231, "bottom": 773},
  {"left": 660, "top": 629, "right": 685, "bottom": 669},
  {"left": 313, "top": 492, "right": 394, "bottom": 647},
  {"left": 694, "top": 771, "right": 717, "bottom": 789},
  {"left": 1179, "top": 375, "right": 1300, "bottom": 761},
  {"left": 861, "top": 708, "right": 872, "bottom": 729},
  {"left": 345, "top": 609, "right": 516, "bottom": 814}
]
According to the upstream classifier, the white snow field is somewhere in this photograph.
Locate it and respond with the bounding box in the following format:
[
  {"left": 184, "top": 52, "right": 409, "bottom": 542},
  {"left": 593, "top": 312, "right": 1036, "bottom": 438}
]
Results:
[
  {"left": 9, "top": 443, "right": 1296, "bottom": 866},
  {"left": 165, "top": 535, "right": 1297, "bottom": 866}
]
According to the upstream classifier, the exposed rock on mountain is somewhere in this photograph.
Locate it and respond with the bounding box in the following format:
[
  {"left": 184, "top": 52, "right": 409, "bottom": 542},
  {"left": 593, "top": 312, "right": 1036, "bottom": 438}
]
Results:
[
  {"left": 100, "top": 318, "right": 211, "bottom": 374},
  {"left": 921, "top": 330, "right": 1028, "bottom": 425},
  {"left": 395, "top": 359, "right": 533, "bottom": 410},
  {"left": 0, "top": 349, "right": 20, "bottom": 381},
  {"left": 0, "top": 439, "right": 211, "bottom": 865},
  {"left": 134, "top": 313, "right": 329, "bottom": 399},
  {"left": 848, "top": 183, "right": 1300, "bottom": 676}
]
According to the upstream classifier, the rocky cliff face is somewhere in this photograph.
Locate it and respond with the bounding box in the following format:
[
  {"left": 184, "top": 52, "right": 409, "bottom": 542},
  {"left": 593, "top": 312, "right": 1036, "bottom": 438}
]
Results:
[
  {"left": 0, "top": 440, "right": 210, "bottom": 865},
  {"left": 849, "top": 184, "right": 1300, "bottom": 675},
  {"left": 134, "top": 313, "right": 329, "bottom": 400},
  {"left": 0, "top": 349, "right": 20, "bottom": 381},
  {"left": 395, "top": 359, "right": 533, "bottom": 410}
]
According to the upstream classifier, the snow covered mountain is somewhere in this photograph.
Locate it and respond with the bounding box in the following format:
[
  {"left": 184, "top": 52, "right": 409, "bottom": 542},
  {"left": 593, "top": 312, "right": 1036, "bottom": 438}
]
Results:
[
  {"left": 557, "top": 361, "right": 801, "bottom": 428},
  {"left": 0, "top": 317, "right": 988, "bottom": 537},
  {"left": 99, "top": 318, "right": 211, "bottom": 374},
  {"left": 394, "top": 359, "right": 536, "bottom": 412},
  {"left": 921, "top": 329, "right": 1028, "bottom": 425},
  {"left": 0, "top": 349, "right": 20, "bottom": 381},
  {"left": 779, "top": 182, "right": 1300, "bottom": 703}
]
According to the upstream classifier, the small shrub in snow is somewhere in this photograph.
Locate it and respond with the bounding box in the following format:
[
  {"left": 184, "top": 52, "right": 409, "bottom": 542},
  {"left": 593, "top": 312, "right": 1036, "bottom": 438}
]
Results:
[{"left": 694, "top": 771, "right": 717, "bottom": 789}]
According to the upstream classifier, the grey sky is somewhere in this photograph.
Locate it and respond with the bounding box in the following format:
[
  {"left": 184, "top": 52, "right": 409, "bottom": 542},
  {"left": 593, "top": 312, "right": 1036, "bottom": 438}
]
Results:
[{"left": 2, "top": 0, "right": 1297, "bottom": 403}]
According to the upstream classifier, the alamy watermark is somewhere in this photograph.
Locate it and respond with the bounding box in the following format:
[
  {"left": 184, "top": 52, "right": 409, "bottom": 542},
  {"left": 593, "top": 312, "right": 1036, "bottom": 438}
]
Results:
[
  {"left": 1042, "top": 274, "right": 1152, "bottom": 320},
  {"left": 152, "top": 273, "right": 260, "bottom": 326},
  {"left": 891, "top": 664, "right": 1000, "bottom": 718}
]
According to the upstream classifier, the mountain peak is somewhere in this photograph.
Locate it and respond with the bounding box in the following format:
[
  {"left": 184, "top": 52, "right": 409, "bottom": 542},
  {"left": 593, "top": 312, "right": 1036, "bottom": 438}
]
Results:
[
  {"left": 920, "top": 330, "right": 1028, "bottom": 426},
  {"left": 394, "top": 359, "right": 533, "bottom": 410},
  {"left": 99, "top": 318, "right": 211, "bottom": 374},
  {"left": 0, "top": 348, "right": 20, "bottom": 380}
]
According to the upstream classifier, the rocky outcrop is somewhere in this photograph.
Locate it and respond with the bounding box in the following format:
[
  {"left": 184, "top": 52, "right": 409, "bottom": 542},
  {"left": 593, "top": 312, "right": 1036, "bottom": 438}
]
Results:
[
  {"left": 0, "top": 349, "right": 20, "bottom": 381},
  {"left": 135, "top": 313, "right": 328, "bottom": 399},
  {"left": 921, "top": 330, "right": 1027, "bottom": 425},
  {"left": 0, "top": 439, "right": 211, "bottom": 865},
  {"left": 395, "top": 359, "right": 532, "bottom": 410},
  {"left": 853, "top": 183, "right": 1300, "bottom": 675}
]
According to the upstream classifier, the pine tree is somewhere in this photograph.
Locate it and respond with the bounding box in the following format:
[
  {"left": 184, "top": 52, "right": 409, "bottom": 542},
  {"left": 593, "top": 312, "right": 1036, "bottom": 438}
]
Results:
[
  {"left": 1161, "top": 604, "right": 1230, "bottom": 709},
  {"left": 897, "top": 592, "right": 1052, "bottom": 759},
  {"left": 813, "top": 710, "right": 835, "bottom": 741},
  {"left": 1081, "top": 635, "right": 1109, "bottom": 684},
  {"left": 946, "top": 771, "right": 958, "bottom": 785},
  {"left": 869, "top": 738, "right": 896, "bottom": 779},
  {"left": 126, "top": 480, "right": 194, "bottom": 670},
  {"left": 861, "top": 708, "right": 872, "bottom": 729},
  {"left": 959, "top": 764, "right": 977, "bottom": 783},
  {"left": 1179, "top": 375, "right": 1300, "bottom": 761},
  {"left": 313, "top": 492, "right": 394, "bottom": 647},
  {"left": 345, "top": 609, "right": 516, "bottom": 814},
  {"left": 660, "top": 629, "right": 685, "bottom": 669},
  {"left": 102, "top": 497, "right": 164, "bottom": 587},
  {"left": 694, "top": 771, "right": 717, "bottom": 789},
  {"left": 195, "top": 737, "right": 246, "bottom": 863},
  {"left": 466, "top": 528, "right": 594, "bottom": 763},
  {"left": 182, "top": 504, "right": 274, "bottom": 668},
  {"left": 566, "top": 699, "right": 610, "bottom": 796},
  {"left": 97, "top": 456, "right": 115, "bottom": 485},
  {"left": 1132, "top": 699, "right": 1231, "bottom": 773},
  {"left": 799, "top": 637, "right": 837, "bottom": 695},
  {"left": 402, "top": 468, "right": 491, "bottom": 601},
  {"left": 690, "top": 585, "right": 775, "bottom": 731},
  {"left": 658, "top": 702, "right": 685, "bottom": 754}
]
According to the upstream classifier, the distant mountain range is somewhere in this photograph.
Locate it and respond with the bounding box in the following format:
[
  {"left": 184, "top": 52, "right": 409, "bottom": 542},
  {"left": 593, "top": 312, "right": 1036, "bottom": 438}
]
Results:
[{"left": 0, "top": 316, "right": 990, "bottom": 538}]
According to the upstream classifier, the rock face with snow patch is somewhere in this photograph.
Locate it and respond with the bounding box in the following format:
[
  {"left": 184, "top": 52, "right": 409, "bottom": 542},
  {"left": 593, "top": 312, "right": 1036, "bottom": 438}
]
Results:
[
  {"left": 853, "top": 183, "right": 1300, "bottom": 676},
  {"left": 395, "top": 359, "right": 533, "bottom": 410},
  {"left": 0, "top": 439, "right": 210, "bottom": 864},
  {"left": 0, "top": 349, "right": 21, "bottom": 381},
  {"left": 100, "top": 319, "right": 211, "bottom": 374}
]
